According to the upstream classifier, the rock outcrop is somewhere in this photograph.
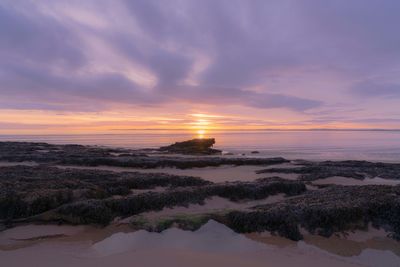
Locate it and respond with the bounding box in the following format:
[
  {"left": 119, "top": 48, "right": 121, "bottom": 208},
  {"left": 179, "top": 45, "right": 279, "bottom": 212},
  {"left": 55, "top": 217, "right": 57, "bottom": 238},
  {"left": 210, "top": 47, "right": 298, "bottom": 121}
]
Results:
[{"left": 159, "top": 138, "right": 221, "bottom": 155}]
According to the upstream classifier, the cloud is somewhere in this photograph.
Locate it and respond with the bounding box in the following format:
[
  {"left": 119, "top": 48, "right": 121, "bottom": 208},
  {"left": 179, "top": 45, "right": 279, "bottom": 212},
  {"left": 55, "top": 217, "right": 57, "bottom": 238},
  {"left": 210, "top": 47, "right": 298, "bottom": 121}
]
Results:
[
  {"left": 0, "top": 0, "right": 399, "bottom": 121},
  {"left": 161, "top": 85, "right": 321, "bottom": 111},
  {"left": 351, "top": 80, "right": 400, "bottom": 98},
  {"left": 0, "top": 2, "right": 85, "bottom": 68}
]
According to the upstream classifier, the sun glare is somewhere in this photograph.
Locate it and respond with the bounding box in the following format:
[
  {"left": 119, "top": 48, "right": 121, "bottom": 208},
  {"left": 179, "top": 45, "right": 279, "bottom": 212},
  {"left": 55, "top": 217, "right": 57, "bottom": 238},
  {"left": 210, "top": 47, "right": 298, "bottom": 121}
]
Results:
[{"left": 197, "top": 129, "right": 206, "bottom": 139}]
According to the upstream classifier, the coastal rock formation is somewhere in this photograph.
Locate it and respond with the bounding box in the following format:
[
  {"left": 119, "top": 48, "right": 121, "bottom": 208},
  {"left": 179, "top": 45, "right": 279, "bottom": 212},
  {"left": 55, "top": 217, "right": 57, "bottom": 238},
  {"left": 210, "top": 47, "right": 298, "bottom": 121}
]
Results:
[
  {"left": 225, "top": 185, "right": 400, "bottom": 241},
  {"left": 1, "top": 142, "right": 400, "bottom": 243},
  {"left": 0, "top": 141, "right": 287, "bottom": 169},
  {"left": 0, "top": 165, "right": 305, "bottom": 225},
  {"left": 54, "top": 177, "right": 306, "bottom": 225},
  {"left": 257, "top": 160, "right": 400, "bottom": 181},
  {"left": 159, "top": 138, "right": 221, "bottom": 155},
  {"left": 0, "top": 166, "right": 209, "bottom": 221}
]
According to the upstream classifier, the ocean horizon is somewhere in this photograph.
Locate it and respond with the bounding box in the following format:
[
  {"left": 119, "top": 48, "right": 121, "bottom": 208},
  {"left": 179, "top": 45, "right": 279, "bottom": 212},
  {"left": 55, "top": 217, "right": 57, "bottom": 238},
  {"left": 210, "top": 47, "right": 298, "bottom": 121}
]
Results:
[{"left": 2, "top": 130, "right": 400, "bottom": 161}]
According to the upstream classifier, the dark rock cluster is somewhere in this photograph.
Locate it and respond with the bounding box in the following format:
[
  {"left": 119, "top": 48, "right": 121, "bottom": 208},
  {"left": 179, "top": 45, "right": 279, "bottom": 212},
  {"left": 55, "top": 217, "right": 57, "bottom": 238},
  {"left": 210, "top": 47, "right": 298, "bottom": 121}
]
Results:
[
  {"left": 60, "top": 155, "right": 288, "bottom": 169},
  {"left": 0, "top": 165, "right": 209, "bottom": 221},
  {"left": 159, "top": 138, "right": 221, "bottom": 155},
  {"left": 0, "top": 165, "right": 305, "bottom": 225},
  {"left": 225, "top": 185, "right": 400, "bottom": 240},
  {"left": 0, "top": 142, "right": 288, "bottom": 169},
  {"left": 54, "top": 176, "right": 306, "bottom": 225},
  {"left": 257, "top": 160, "right": 400, "bottom": 181}
]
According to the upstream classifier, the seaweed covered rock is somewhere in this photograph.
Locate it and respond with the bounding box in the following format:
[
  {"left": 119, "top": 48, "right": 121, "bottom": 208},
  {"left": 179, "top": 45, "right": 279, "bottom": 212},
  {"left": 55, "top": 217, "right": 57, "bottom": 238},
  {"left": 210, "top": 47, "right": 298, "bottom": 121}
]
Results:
[
  {"left": 225, "top": 185, "right": 400, "bottom": 241},
  {"left": 257, "top": 160, "right": 400, "bottom": 181},
  {"left": 0, "top": 165, "right": 307, "bottom": 224},
  {"left": 159, "top": 138, "right": 221, "bottom": 155},
  {"left": 0, "top": 165, "right": 210, "bottom": 220},
  {"left": 56, "top": 200, "right": 113, "bottom": 225},
  {"left": 47, "top": 178, "right": 307, "bottom": 225},
  {"left": 205, "top": 177, "right": 306, "bottom": 201}
]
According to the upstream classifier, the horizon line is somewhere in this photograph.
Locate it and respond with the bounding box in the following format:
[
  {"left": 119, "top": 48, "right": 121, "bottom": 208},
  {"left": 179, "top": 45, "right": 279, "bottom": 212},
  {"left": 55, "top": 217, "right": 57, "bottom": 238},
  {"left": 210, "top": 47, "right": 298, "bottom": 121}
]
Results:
[
  {"left": 1, "top": 128, "right": 400, "bottom": 136},
  {"left": 110, "top": 128, "right": 400, "bottom": 132}
]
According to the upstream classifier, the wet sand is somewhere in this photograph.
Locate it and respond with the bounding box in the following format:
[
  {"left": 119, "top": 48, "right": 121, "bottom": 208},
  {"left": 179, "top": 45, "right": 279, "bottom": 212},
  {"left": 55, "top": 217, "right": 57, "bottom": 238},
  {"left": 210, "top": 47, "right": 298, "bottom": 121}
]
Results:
[
  {"left": 57, "top": 164, "right": 269, "bottom": 182},
  {"left": 312, "top": 176, "right": 400, "bottom": 186},
  {"left": 247, "top": 226, "right": 400, "bottom": 257},
  {"left": 0, "top": 161, "right": 38, "bottom": 167},
  {"left": 1, "top": 221, "right": 399, "bottom": 267}
]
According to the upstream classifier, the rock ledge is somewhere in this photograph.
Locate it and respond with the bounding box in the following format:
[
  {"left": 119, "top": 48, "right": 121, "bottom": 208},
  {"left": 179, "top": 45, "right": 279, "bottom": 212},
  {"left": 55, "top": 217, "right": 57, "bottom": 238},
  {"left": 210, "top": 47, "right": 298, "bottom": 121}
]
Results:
[{"left": 159, "top": 138, "right": 221, "bottom": 155}]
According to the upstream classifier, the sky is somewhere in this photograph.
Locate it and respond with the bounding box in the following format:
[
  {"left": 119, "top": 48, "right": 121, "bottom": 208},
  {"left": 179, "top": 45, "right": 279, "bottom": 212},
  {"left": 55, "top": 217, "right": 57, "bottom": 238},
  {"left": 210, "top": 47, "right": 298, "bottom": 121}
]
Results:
[{"left": 1, "top": 0, "right": 400, "bottom": 134}]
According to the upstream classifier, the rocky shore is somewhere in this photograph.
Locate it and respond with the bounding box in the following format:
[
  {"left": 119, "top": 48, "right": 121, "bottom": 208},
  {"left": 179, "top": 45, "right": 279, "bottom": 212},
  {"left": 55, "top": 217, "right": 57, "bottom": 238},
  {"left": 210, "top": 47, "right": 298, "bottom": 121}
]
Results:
[
  {"left": 1, "top": 141, "right": 400, "bottom": 243},
  {"left": 256, "top": 160, "right": 400, "bottom": 181},
  {"left": 226, "top": 185, "right": 400, "bottom": 240},
  {"left": 0, "top": 141, "right": 288, "bottom": 169},
  {"left": 0, "top": 165, "right": 305, "bottom": 224}
]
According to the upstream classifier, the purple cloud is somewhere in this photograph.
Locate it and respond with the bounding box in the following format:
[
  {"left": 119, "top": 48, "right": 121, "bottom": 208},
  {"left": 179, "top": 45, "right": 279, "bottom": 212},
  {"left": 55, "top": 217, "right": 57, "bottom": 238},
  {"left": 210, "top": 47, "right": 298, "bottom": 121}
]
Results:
[
  {"left": 351, "top": 81, "right": 400, "bottom": 98},
  {"left": 0, "top": 0, "right": 399, "bottom": 123}
]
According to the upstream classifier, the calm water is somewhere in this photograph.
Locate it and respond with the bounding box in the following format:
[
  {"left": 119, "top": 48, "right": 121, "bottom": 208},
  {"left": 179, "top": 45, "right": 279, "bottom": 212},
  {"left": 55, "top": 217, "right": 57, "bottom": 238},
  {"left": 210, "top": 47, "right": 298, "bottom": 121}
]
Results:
[{"left": 1, "top": 130, "right": 400, "bottom": 161}]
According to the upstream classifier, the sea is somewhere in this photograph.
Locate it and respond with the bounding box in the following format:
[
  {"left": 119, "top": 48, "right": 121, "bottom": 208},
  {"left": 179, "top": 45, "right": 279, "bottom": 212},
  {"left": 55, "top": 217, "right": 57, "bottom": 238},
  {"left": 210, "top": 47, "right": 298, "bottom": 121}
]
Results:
[{"left": 1, "top": 130, "right": 400, "bottom": 162}]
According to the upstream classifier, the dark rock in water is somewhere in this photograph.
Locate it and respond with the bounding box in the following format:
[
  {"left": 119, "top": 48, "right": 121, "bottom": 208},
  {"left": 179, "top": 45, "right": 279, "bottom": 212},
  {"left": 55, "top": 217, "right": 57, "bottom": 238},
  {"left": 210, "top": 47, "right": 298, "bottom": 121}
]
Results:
[
  {"left": 159, "top": 138, "right": 221, "bottom": 155},
  {"left": 251, "top": 151, "right": 260, "bottom": 154}
]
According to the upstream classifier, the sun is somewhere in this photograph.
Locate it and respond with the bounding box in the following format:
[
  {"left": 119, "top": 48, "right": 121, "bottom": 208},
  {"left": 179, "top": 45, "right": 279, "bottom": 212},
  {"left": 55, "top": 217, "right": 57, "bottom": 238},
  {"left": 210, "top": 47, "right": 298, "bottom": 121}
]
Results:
[{"left": 197, "top": 129, "right": 206, "bottom": 139}]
